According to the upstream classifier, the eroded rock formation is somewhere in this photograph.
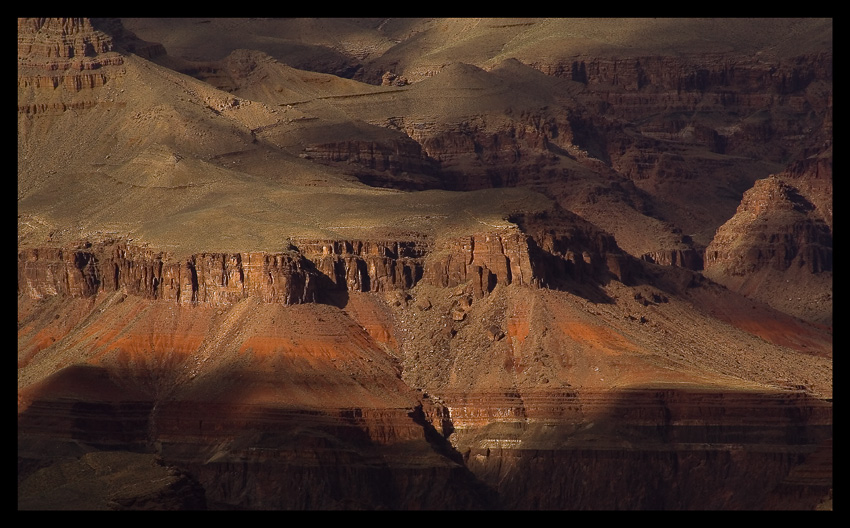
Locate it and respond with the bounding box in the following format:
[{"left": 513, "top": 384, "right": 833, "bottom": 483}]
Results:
[
  {"left": 18, "top": 243, "right": 319, "bottom": 306},
  {"left": 703, "top": 174, "right": 833, "bottom": 325}
]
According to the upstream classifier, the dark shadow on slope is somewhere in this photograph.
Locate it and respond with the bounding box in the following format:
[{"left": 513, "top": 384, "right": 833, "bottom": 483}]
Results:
[
  {"left": 455, "top": 385, "right": 832, "bottom": 510},
  {"left": 17, "top": 362, "right": 501, "bottom": 510},
  {"left": 523, "top": 234, "right": 615, "bottom": 304},
  {"left": 510, "top": 207, "right": 627, "bottom": 304},
  {"left": 407, "top": 404, "right": 502, "bottom": 509}
]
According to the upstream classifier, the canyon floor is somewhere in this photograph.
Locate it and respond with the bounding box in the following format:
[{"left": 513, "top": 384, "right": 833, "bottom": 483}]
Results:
[{"left": 18, "top": 18, "right": 832, "bottom": 510}]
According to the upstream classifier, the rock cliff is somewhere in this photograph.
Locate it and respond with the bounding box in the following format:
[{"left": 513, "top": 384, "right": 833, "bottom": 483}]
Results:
[
  {"left": 526, "top": 48, "right": 832, "bottom": 161},
  {"left": 18, "top": 221, "right": 632, "bottom": 305},
  {"left": 17, "top": 17, "right": 123, "bottom": 117},
  {"left": 18, "top": 242, "right": 319, "bottom": 306},
  {"left": 451, "top": 387, "right": 832, "bottom": 510},
  {"left": 703, "top": 174, "right": 832, "bottom": 325}
]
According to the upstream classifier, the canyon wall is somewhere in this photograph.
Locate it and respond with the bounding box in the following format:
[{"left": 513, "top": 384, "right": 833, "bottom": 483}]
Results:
[
  {"left": 18, "top": 222, "right": 634, "bottom": 307},
  {"left": 18, "top": 244, "right": 319, "bottom": 306},
  {"left": 437, "top": 387, "right": 832, "bottom": 509}
]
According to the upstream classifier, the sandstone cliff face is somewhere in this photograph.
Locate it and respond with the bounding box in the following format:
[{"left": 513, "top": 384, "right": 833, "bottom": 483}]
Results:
[
  {"left": 296, "top": 239, "right": 427, "bottom": 293},
  {"left": 18, "top": 243, "right": 319, "bottom": 306},
  {"left": 536, "top": 52, "right": 832, "bottom": 161},
  {"left": 18, "top": 17, "right": 123, "bottom": 107},
  {"left": 510, "top": 209, "right": 636, "bottom": 286},
  {"left": 703, "top": 175, "right": 832, "bottom": 325},
  {"left": 18, "top": 18, "right": 114, "bottom": 61},
  {"left": 18, "top": 17, "right": 165, "bottom": 117},
  {"left": 19, "top": 223, "right": 637, "bottom": 306},
  {"left": 704, "top": 176, "right": 832, "bottom": 276},
  {"left": 17, "top": 238, "right": 431, "bottom": 305},
  {"left": 423, "top": 232, "right": 532, "bottom": 296}
]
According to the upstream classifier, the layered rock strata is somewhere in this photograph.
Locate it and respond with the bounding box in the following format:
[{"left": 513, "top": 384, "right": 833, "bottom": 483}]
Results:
[
  {"left": 296, "top": 239, "right": 428, "bottom": 293},
  {"left": 444, "top": 387, "right": 832, "bottom": 510},
  {"left": 423, "top": 232, "right": 533, "bottom": 293},
  {"left": 19, "top": 223, "right": 634, "bottom": 307},
  {"left": 17, "top": 238, "right": 438, "bottom": 305},
  {"left": 301, "top": 137, "right": 440, "bottom": 189},
  {"left": 18, "top": 17, "right": 165, "bottom": 118},
  {"left": 704, "top": 176, "right": 832, "bottom": 276},
  {"left": 536, "top": 52, "right": 832, "bottom": 160},
  {"left": 17, "top": 18, "right": 832, "bottom": 510},
  {"left": 18, "top": 17, "right": 123, "bottom": 113},
  {"left": 702, "top": 173, "right": 832, "bottom": 325},
  {"left": 18, "top": 244, "right": 318, "bottom": 306}
]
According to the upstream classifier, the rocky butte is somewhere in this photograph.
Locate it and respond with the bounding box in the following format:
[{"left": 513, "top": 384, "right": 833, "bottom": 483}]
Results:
[{"left": 18, "top": 18, "right": 832, "bottom": 510}]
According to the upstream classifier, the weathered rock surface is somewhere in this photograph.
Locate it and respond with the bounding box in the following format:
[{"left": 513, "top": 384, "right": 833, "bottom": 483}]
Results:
[
  {"left": 18, "top": 242, "right": 319, "bottom": 306},
  {"left": 17, "top": 17, "right": 123, "bottom": 117},
  {"left": 703, "top": 174, "right": 833, "bottom": 325},
  {"left": 296, "top": 238, "right": 428, "bottom": 293}
]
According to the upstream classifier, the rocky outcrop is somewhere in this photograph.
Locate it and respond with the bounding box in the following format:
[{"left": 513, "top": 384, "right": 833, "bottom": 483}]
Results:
[
  {"left": 17, "top": 18, "right": 123, "bottom": 97},
  {"left": 641, "top": 248, "right": 704, "bottom": 270},
  {"left": 521, "top": 51, "right": 833, "bottom": 184},
  {"left": 511, "top": 209, "right": 637, "bottom": 286},
  {"left": 18, "top": 224, "right": 640, "bottom": 307},
  {"left": 296, "top": 239, "right": 428, "bottom": 293},
  {"left": 18, "top": 242, "right": 319, "bottom": 306},
  {"left": 18, "top": 18, "right": 115, "bottom": 61},
  {"left": 704, "top": 176, "right": 832, "bottom": 276},
  {"left": 703, "top": 175, "right": 833, "bottom": 325},
  {"left": 781, "top": 147, "right": 833, "bottom": 230},
  {"left": 301, "top": 137, "right": 441, "bottom": 190},
  {"left": 423, "top": 231, "right": 534, "bottom": 297},
  {"left": 538, "top": 53, "right": 832, "bottom": 104},
  {"left": 17, "top": 17, "right": 165, "bottom": 116},
  {"left": 17, "top": 238, "right": 430, "bottom": 305},
  {"left": 377, "top": 110, "right": 578, "bottom": 191}
]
